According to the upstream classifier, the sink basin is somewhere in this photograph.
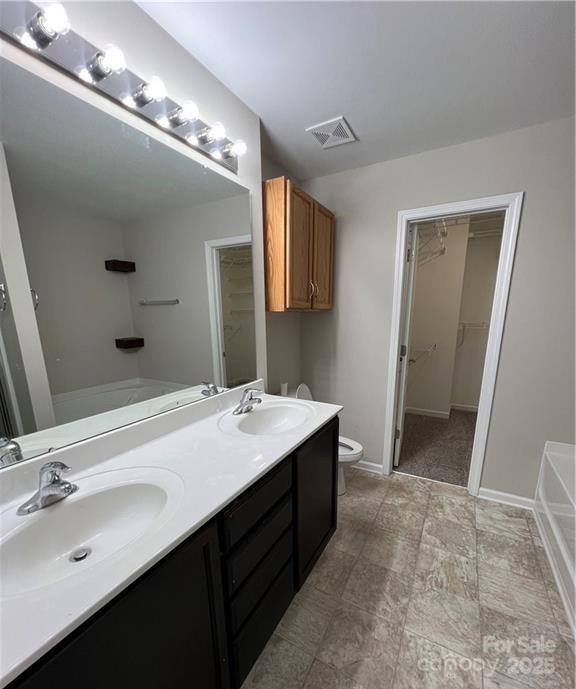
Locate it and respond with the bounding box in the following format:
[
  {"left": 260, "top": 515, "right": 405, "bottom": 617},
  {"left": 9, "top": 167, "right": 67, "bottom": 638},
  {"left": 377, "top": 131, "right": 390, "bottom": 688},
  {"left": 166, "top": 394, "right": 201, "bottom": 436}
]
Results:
[
  {"left": 0, "top": 466, "right": 183, "bottom": 597},
  {"left": 219, "top": 401, "right": 316, "bottom": 437}
]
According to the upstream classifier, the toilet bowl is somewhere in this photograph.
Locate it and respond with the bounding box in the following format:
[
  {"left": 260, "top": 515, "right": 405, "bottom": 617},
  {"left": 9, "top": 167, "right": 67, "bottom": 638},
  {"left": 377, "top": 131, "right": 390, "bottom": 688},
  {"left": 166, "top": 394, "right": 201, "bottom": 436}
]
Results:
[{"left": 293, "top": 384, "right": 363, "bottom": 495}]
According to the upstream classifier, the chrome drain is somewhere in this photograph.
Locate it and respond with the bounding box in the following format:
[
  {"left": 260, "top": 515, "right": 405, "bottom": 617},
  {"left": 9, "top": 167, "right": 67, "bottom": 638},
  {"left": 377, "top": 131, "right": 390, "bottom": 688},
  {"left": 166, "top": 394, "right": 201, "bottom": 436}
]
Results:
[{"left": 69, "top": 547, "right": 91, "bottom": 563}]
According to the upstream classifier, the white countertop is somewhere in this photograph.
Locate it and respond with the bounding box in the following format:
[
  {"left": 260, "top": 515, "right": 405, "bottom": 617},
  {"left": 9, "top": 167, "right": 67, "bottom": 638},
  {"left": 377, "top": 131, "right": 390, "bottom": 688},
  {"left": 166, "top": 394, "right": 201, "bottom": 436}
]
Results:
[{"left": 0, "top": 386, "right": 341, "bottom": 686}]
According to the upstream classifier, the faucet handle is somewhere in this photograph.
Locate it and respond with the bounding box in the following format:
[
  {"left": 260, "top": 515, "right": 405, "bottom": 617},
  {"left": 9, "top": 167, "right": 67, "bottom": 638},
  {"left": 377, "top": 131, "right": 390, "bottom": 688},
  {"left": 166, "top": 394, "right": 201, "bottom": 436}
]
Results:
[{"left": 39, "top": 461, "right": 71, "bottom": 485}]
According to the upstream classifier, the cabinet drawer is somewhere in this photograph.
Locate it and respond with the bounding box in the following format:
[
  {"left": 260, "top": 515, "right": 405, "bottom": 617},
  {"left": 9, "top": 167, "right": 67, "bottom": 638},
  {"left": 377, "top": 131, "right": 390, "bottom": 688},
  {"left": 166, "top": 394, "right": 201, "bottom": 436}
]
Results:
[
  {"left": 226, "top": 495, "right": 292, "bottom": 595},
  {"left": 232, "top": 561, "right": 295, "bottom": 687},
  {"left": 221, "top": 460, "right": 292, "bottom": 552},
  {"left": 230, "top": 527, "right": 293, "bottom": 635}
]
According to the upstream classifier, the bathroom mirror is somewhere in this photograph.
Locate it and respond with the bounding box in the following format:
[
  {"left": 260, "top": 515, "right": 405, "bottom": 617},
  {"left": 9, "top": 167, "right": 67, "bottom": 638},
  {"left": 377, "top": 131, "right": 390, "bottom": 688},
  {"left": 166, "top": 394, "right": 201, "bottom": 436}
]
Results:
[{"left": 0, "top": 57, "right": 256, "bottom": 467}]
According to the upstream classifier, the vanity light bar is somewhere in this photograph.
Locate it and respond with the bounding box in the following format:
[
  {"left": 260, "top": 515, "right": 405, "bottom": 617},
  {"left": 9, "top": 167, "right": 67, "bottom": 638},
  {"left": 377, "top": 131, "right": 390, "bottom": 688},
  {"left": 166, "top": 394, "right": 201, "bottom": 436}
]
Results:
[{"left": 0, "top": 2, "right": 246, "bottom": 173}]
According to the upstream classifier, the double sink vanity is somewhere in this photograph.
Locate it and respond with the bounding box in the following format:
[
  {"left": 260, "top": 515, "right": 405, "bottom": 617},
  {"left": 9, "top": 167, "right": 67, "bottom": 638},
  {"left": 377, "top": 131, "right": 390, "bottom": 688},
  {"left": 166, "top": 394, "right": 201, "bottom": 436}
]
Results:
[{"left": 0, "top": 384, "right": 341, "bottom": 689}]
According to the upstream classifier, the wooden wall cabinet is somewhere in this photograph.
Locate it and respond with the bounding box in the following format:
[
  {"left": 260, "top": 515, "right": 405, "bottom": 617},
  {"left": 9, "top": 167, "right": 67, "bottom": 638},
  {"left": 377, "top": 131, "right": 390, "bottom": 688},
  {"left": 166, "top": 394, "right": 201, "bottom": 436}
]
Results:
[{"left": 264, "top": 177, "right": 334, "bottom": 312}]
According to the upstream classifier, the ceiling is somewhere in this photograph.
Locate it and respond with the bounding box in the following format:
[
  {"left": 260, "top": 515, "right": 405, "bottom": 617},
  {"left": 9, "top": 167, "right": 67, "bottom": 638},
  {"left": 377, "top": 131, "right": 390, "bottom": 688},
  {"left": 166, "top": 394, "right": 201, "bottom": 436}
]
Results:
[
  {"left": 139, "top": 1, "right": 575, "bottom": 180},
  {"left": 0, "top": 59, "right": 246, "bottom": 223}
]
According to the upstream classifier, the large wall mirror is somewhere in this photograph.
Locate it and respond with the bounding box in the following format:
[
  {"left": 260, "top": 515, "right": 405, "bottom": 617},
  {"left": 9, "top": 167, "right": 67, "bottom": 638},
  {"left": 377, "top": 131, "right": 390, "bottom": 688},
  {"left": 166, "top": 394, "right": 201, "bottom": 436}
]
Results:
[{"left": 0, "top": 57, "right": 256, "bottom": 466}]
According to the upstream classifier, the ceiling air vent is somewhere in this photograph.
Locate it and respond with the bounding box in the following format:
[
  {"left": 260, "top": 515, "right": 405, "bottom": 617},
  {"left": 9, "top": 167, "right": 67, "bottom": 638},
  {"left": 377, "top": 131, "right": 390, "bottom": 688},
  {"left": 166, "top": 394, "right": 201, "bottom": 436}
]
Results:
[{"left": 306, "top": 116, "right": 357, "bottom": 149}]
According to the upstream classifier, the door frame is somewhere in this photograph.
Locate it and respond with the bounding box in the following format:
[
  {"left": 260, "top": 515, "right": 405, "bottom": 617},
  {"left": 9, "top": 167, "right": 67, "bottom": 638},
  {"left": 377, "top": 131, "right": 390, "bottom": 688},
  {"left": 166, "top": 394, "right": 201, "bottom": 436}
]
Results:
[
  {"left": 382, "top": 192, "right": 524, "bottom": 495},
  {"left": 205, "top": 235, "right": 252, "bottom": 387}
]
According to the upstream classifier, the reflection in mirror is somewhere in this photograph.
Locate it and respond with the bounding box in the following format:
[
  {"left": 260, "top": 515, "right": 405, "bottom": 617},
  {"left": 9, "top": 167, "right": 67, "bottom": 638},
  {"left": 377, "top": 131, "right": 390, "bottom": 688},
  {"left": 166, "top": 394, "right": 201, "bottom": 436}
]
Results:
[{"left": 0, "top": 58, "right": 256, "bottom": 467}]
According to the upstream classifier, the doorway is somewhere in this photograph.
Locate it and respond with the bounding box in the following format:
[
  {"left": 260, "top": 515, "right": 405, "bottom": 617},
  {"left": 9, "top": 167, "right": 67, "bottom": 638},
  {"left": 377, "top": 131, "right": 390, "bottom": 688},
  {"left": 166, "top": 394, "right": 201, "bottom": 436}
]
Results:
[
  {"left": 383, "top": 193, "right": 523, "bottom": 494},
  {"left": 205, "top": 236, "right": 257, "bottom": 388}
]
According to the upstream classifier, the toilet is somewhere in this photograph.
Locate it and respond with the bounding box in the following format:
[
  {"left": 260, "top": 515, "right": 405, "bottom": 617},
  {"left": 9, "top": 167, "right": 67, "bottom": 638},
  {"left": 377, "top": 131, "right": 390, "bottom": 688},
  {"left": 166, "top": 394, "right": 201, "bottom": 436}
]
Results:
[{"left": 292, "top": 383, "right": 363, "bottom": 496}]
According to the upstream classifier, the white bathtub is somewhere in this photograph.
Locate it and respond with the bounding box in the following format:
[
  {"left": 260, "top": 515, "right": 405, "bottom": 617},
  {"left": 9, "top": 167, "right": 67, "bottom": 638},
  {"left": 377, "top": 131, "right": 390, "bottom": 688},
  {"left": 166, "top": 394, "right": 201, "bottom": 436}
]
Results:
[
  {"left": 534, "top": 441, "right": 575, "bottom": 634},
  {"left": 52, "top": 378, "right": 188, "bottom": 424}
]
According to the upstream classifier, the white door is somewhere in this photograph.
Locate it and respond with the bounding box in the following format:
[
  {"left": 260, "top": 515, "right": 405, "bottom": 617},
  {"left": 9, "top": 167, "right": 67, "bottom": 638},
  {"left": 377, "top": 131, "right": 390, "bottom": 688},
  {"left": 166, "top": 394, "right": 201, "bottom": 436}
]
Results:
[{"left": 393, "top": 226, "right": 419, "bottom": 466}]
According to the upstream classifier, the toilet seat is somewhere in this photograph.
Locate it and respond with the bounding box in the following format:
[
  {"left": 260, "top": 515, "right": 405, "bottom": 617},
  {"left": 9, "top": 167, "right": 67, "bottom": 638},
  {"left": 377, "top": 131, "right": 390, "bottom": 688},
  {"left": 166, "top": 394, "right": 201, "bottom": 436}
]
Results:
[{"left": 338, "top": 436, "right": 363, "bottom": 463}]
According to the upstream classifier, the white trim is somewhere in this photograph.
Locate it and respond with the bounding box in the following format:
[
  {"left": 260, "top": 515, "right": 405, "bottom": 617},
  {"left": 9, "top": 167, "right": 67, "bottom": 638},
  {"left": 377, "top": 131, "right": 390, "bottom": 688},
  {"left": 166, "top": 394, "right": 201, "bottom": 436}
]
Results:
[
  {"left": 405, "top": 407, "right": 450, "bottom": 419},
  {"left": 383, "top": 192, "right": 524, "bottom": 491},
  {"left": 450, "top": 403, "right": 479, "bottom": 413},
  {"left": 354, "top": 460, "right": 385, "bottom": 476},
  {"left": 205, "top": 235, "right": 252, "bottom": 387},
  {"left": 477, "top": 487, "right": 534, "bottom": 511}
]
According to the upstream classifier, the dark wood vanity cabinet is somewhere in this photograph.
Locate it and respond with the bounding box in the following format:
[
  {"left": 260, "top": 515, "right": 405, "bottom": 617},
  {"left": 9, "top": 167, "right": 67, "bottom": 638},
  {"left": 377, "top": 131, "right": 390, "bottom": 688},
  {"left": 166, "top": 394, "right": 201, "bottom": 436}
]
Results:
[
  {"left": 11, "top": 522, "right": 230, "bottom": 689},
  {"left": 8, "top": 417, "right": 339, "bottom": 689},
  {"left": 294, "top": 416, "right": 339, "bottom": 586}
]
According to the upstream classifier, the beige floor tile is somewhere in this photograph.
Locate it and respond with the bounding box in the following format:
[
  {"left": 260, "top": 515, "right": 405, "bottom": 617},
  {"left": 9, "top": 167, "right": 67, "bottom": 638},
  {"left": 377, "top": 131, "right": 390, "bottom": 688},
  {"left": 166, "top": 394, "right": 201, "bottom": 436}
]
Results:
[
  {"left": 476, "top": 500, "right": 531, "bottom": 540},
  {"left": 483, "top": 672, "right": 538, "bottom": 688},
  {"left": 414, "top": 543, "right": 478, "bottom": 601},
  {"left": 316, "top": 601, "right": 402, "bottom": 689},
  {"left": 339, "top": 493, "right": 383, "bottom": 522},
  {"left": 342, "top": 557, "right": 412, "bottom": 625},
  {"left": 481, "top": 607, "right": 574, "bottom": 689},
  {"left": 345, "top": 471, "right": 391, "bottom": 502},
  {"left": 430, "top": 481, "right": 473, "bottom": 501},
  {"left": 421, "top": 518, "right": 477, "bottom": 559},
  {"left": 526, "top": 514, "right": 544, "bottom": 549},
  {"left": 544, "top": 578, "right": 575, "bottom": 640},
  {"left": 328, "top": 513, "right": 374, "bottom": 558},
  {"left": 477, "top": 531, "right": 540, "bottom": 580},
  {"left": 375, "top": 503, "right": 426, "bottom": 540},
  {"left": 360, "top": 525, "right": 420, "bottom": 574},
  {"left": 303, "top": 659, "right": 364, "bottom": 689},
  {"left": 478, "top": 564, "right": 555, "bottom": 626},
  {"left": 306, "top": 548, "right": 356, "bottom": 597},
  {"left": 405, "top": 589, "right": 481, "bottom": 658},
  {"left": 276, "top": 583, "right": 339, "bottom": 655},
  {"left": 393, "top": 629, "right": 482, "bottom": 689},
  {"left": 383, "top": 474, "right": 431, "bottom": 512},
  {"left": 241, "top": 634, "right": 314, "bottom": 689},
  {"left": 428, "top": 494, "right": 476, "bottom": 529}
]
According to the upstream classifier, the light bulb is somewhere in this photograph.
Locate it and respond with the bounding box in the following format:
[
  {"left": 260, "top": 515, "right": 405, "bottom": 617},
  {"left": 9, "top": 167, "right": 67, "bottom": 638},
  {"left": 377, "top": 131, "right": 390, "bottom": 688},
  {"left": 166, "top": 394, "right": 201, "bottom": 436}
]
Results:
[
  {"left": 166, "top": 101, "right": 199, "bottom": 128},
  {"left": 99, "top": 45, "right": 125, "bottom": 74},
  {"left": 41, "top": 3, "right": 70, "bottom": 35},
  {"left": 186, "top": 134, "right": 199, "bottom": 147},
  {"left": 208, "top": 122, "right": 226, "bottom": 141},
  {"left": 132, "top": 76, "right": 166, "bottom": 107},
  {"left": 180, "top": 101, "right": 199, "bottom": 122},
  {"left": 27, "top": 3, "right": 70, "bottom": 47},
  {"left": 143, "top": 76, "right": 166, "bottom": 102},
  {"left": 231, "top": 140, "right": 247, "bottom": 157}
]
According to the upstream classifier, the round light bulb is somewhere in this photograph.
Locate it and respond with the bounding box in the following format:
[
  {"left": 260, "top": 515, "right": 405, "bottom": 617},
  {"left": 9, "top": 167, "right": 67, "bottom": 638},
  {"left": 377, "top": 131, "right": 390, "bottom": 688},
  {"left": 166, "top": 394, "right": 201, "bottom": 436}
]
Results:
[
  {"left": 180, "top": 101, "right": 199, "bottom": 122},
  {"left": 143, "top": 76, "right": 166, "bottom": 102},
  {"left": 41, "top": 3, "right": 70, "bottom": 35},
  {"left": 231, "top": 140, "right": 247, "bottom": 157},
  {"left": 99, "top": 45, "right": 126, "bottom": 74},
  {"left": 208, "top": 122, "right": 226, "bottom": 141}
]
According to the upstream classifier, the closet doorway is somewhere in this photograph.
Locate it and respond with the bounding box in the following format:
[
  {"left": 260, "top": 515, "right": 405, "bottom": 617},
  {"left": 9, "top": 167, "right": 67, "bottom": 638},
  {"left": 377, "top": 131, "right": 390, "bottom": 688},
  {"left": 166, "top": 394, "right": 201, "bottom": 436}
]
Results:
[
  {"left": 205, "top": 236, "right": 257, "bottom": 388},
  {"left": 383, "top": 193, "right": 523, "bottom": 494}
]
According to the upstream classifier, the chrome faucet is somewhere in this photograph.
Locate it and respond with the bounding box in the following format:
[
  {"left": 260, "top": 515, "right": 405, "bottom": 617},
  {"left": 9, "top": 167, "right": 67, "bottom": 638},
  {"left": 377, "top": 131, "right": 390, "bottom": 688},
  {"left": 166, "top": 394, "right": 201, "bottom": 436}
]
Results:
[
  {"left": 202, "top": 381, "right": 220, "bottom": 397},
  {"left": 0, "top": 437, "right": 22, "bottom": 467},
  {"left": 17, "top": 461, "right": 78, "bottom": 516},
  {"left": 233, "top": 388, "right": 263, "bottom": 415}
]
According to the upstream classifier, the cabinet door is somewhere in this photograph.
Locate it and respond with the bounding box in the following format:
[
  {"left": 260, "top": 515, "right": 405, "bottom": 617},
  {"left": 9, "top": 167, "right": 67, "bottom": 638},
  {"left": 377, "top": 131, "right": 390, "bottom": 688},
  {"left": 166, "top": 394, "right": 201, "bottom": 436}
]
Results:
[
  {"left": 13, "top": 523, "right": 230, "bottom": 689},
  {"left": 312, "top": 203, "right": 335, "bottom": 310},
  {"left": 294, "top": 417, "right": 339, "bottom": 587},
  {"left": 286, "top": 181, "right": 314, "bottom": 310}
]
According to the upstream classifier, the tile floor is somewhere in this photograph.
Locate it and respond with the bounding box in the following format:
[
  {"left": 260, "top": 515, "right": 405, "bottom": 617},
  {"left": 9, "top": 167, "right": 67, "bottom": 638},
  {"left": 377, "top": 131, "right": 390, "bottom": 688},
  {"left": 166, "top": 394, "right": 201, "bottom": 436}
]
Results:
[
  {"left": 242, "top": 470, "right": 575, "bottom": 689},
  {"left": 399, "top": 411, "right": 477, "bottom": 486}
]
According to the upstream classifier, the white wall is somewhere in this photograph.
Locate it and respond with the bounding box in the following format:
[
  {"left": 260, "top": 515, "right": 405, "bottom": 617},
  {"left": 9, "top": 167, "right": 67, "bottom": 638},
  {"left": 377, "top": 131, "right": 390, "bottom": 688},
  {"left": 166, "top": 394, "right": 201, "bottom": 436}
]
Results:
[
  {"left": 407, "top": 224, "right": 469, "bottom": 417},
  {"left": 14, "top": 196, "right": 138, "bottom": 395},
  {"left": 123, "top": 195, "right": 251, "bottom": 386},
  {"left": 301, "top": 117, "right": 575, "bottom": 498},
  {"left": 451, "top": 234, "right": 501, "bottom": 409}
]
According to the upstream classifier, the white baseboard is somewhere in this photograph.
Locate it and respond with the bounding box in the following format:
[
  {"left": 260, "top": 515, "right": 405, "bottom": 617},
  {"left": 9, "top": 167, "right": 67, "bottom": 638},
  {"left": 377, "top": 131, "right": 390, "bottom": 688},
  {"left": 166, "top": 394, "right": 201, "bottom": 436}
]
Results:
[
  {"left": 451, "top": 403, "right": 479, "bottom": 413},
  {"left": 477, "top": 487, "right": 534, "bottom": 511},
  {"left": 354, "top": 460, "right": 384, "bottom": 476},
  {"left": 405, "top": 407, "right": 450, "bottom": 420}
]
